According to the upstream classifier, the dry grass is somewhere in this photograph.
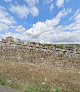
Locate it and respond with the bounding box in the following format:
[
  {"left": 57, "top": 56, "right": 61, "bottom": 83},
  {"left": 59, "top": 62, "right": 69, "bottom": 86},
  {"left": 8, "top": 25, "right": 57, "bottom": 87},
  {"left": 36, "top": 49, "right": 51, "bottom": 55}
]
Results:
[{"left": 0, "top": 61, "right": 80, "bottom": 92}]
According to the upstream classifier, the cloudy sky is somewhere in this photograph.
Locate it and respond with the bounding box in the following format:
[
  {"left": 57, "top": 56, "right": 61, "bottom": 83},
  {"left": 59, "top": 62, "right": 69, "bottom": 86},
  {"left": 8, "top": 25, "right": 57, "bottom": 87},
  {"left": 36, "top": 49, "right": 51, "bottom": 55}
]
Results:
[{"left": 0, "top": 0, "right": 80, "bottom": 44}]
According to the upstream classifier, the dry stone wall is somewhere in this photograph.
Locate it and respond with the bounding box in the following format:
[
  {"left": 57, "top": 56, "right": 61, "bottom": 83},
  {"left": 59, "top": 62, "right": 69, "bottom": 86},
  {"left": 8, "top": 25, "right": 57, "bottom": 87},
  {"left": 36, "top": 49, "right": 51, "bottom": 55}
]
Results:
[{"left": 0, "top": 44, "right": 80, "bottom": 69}]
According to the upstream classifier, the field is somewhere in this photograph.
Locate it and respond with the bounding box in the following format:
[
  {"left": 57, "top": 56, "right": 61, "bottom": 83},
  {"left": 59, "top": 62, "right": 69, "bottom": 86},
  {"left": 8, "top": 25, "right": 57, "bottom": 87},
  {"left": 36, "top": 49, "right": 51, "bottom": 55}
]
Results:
[{"left": 0, "top": 61, "right": 80, "bottom": 92}]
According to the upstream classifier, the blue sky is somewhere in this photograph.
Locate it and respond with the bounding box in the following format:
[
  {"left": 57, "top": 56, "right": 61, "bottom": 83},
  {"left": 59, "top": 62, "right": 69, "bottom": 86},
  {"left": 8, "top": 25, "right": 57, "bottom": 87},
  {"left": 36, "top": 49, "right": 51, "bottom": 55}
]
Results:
[{"left": 0, "top": 0, "right": 80, "bottom": 44}]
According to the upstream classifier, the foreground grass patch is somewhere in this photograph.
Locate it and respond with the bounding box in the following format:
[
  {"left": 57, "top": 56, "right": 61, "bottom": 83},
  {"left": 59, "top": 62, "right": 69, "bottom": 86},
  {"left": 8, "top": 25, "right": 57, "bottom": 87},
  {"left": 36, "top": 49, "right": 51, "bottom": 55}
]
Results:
[
  {"left": 27, "top": 84, "right": 61, "bottom": 92},
  {"left": 0, "top": 61, "right": 80, "bottom": 92},
  {"left": 0, "top": 75, "right": 61, "bottom": 92},
  {"left": 0, "top": 75, "right": 26, "bottom": 91}
]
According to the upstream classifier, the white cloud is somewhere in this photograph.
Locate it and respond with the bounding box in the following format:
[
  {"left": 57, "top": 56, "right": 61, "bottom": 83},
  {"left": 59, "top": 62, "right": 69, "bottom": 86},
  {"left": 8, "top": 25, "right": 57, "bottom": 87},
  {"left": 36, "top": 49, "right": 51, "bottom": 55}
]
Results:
[
  {"left": 26, "top": 0, "right": 39, "bottom": 6},
  {"left": 20, "top": 9, "right": 72, "bottom": 43},
  {"left": 4, "top": 0, "right": 12, "bottom": 2},
  {"left": 1, "top": 32, "right": 21, "bottom": 40},
  {"left": 0, "top": 6, "right": 16, "bottom": 31},
  {"left": 29, "top": 6, "right": 39, "bottom": 17},
  {"left": 75, "top": 13, "right": 80, "bottom": 21},
  {"left": 45, "top": 0, "right": 53, "bottom": 4},
  {"left": 10, "top": 5, "right": 29, "bottom": 18},
  {"left": 21, "top": 9, "right": 79, "bottom": 43},
  {"left": 16, "top": 25, "right": 26, "bottom": 32},
  {"left": 56, "top": 0, "right": 69, "bottom": 8},
  {"left": 43, "top": 0, "right": 54, "bottom": 15},
  {"left": 69, "top": 9, "right": 80, "bottom": 21},
  {"left": 2, "top": 8, "right": 79, "bottom": 44},
  {"left": 56, "top": 0, "right": 64, "bottom": 8},
  {"left": 50, "top": 4, "right": 54, "bottom": 14},
  {"left": 62, "top": 9, "right": 80, "bottom": 31},
  {"left": 10, "top": 4, "right": 39, "bottom": 18}
]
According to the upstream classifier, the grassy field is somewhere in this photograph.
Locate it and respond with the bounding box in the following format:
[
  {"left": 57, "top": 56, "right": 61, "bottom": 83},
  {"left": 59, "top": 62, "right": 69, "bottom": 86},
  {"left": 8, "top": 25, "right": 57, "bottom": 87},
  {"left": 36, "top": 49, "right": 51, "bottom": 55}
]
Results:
[{"left": 0, "top": 61, "right": 80, "bottom": 92}]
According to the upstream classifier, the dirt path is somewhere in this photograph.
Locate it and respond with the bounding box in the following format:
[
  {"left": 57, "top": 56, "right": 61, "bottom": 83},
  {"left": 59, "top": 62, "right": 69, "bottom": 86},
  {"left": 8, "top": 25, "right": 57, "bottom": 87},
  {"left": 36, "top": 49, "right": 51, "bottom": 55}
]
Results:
[{"left": 0, "top": 85, "right": 21, "bottom": 92}]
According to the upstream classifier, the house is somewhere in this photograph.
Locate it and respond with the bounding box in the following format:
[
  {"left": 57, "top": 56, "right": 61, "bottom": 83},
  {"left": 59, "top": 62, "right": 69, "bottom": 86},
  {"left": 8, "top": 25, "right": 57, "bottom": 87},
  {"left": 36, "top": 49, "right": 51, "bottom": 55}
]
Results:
[{"left": 6, "top": 36, "right": 14, "bottom": 45}]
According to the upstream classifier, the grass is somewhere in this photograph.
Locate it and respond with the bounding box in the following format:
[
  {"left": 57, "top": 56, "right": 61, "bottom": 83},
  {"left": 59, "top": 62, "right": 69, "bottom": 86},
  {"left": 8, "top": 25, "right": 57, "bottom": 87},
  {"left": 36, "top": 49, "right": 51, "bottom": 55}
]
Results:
[
  {"left": 0, "top": 61, "right": 80, "bottom": 92},
  {"left": 27, "top": 84, "right": 61, "bottom": 92},
  {"left": 0, "top": 75, "right": 61, "bottom": 92},
  {"left": 0, "top": 75, "right": 25, "bottom": 90}
]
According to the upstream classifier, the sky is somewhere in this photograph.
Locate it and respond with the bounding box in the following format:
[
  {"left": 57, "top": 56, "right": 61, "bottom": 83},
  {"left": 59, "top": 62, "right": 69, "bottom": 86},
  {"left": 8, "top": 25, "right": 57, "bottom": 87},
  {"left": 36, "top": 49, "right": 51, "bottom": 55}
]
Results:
[{"left": 0, "top": 0, "right": 80, "bottom": 44}]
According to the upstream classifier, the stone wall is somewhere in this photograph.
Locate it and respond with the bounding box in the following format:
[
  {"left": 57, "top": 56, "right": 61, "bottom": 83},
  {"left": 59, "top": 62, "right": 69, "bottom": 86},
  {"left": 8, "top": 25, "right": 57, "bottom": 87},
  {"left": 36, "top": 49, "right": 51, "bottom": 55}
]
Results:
[{"left": 0, "top": 44, "right": 80, "bottom": 69}]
